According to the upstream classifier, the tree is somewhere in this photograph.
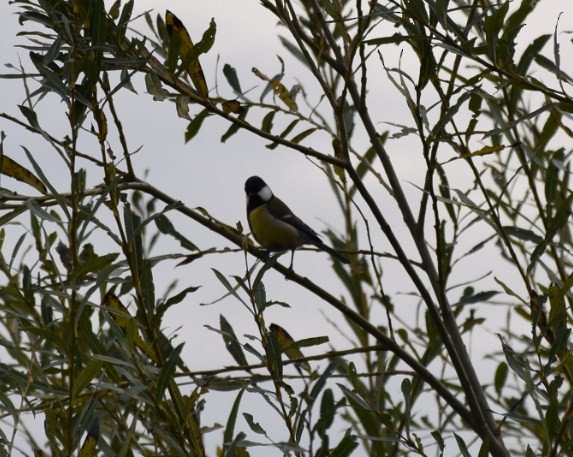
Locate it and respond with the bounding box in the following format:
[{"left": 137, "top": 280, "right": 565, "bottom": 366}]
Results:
[{"left": 1, "top": 0, "right": 572, "bottom": 456}]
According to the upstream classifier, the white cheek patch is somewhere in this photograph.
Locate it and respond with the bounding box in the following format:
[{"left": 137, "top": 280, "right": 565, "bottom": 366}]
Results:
[{"left": 258, "top": 185, "right": 273, "bottom": 202}]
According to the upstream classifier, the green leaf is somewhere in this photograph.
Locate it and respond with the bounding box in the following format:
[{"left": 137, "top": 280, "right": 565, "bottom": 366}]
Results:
[
  {"left": 401, "top": 378, "right": 411, "bottom": 436},
  {"left": 223, "top": 389, "right": 245, "bottom": 455},
  {"left": 243, "top": 413, "right": 266, "bottom": 435},
  {"left": 140, "top": 259, "right": 155, "bottom": 313},
  {"left": 503, "top": 226, "right": 543, "bottom": 244},
  {"left": 223, "top": 63, "right": 242, "bottom": 93},
  {"left": 315, "top": 389, "right": 335, "bottom": 437},
  {"left": 330, "top": 431, "right": 358, "bottom": 457},
  {"left": 221, "top": 107, "right": 249, "bottom": 143},
  {"left": 498, "top": 336, "right": 533, "bottom": 385},
  {"left": 457, "top": 289, "right": 499, "bottom": 306},
  {"left": 155, "top": 213, "right": 198, "bottom": 251},
  {"left": 453, "top": 433, "right": 472, "bottom": 457},
  {"left": 261, "top": 111, "right": 276, "bottom": 133},
  {"left": 185, "top": 109, "right": 211, "bottom": 142},
  {"left": 529, "top": 193, "right": 573, "bottom": 272},
  {"left": 223, "top": 432, "right": 247, "bottom": 457},
  {"left": 164, "top": 286, "right": 200, "bottom": 308},
  {"left": 484, "top": 103, "right": 558, "bottom": 139},
  {"left": 291, "top": 127, "right": 316, "bottom": 144},
  {"left": 337, "top": 384, "right": 374, "bottom": 413},
  {"left": 156, "top": 343, "right": 184, "bottom": 401},
  {"left": 73, "top": 360, "right": 104, "bottom": 397},
  {"left": 517, "top": 34, "right": 550, "bottom": 75},
  {"left": 212, "top": 268, "right": 247, "bottom": 306},
  {"left": 494, "top": 362, "right": 508, "bottom": 396},
  {"left": 220, "top": 314, "right": 248, "bottom": 366}
]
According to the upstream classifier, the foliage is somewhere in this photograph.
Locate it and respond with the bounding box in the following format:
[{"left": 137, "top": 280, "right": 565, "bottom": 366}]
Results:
[{"left": 1, "top": 0, "right": 573, "bottom": 456}]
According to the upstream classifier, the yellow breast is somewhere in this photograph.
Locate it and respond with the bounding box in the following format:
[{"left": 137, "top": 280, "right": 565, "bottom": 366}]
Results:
[{"left": 249, "top": 205, "right": 302, "bottom": 250}]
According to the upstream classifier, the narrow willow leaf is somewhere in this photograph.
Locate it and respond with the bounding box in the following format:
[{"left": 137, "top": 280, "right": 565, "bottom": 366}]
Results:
[
  {"left": 314, "top": 389, "right": 335, "bottom": 436},
  {"left": 156, "top": 343, "right": 184, "bottom": 400},
  {"left": 223, "top": 432, "right": 247, "bottom": 457},
  {"left": 165, "top": 10, "right": 213, "bottom": 98},
  {"left": 1, "top": 154, "right": 47, "bottom": 194},
  {"left": 78, "top": 419, "right": 99, "bottom": 457},
  {"left": 220, "top": 314, "right": 248, "bottom": 366},
  {"left": 155, "top": 213, "right": 198, "bottom": 251},
  {"left": 221, "top": 107, "right": 248, "bottom": 143},
  {"left": 331, "top": 431, "right": 358, "bottom": 457},
  {"left": 212, "top": 268, "right": 247, "bottom": 306},
  {"left": 503, "top": 226, "right": 543, "bottom": 244},
  {"left": 243, "top": 413, "right": 266, "bottom": 435},
  {"left": 494, "top": 362, "right": 508, "bottom": 396},
  {"left": 453, "top": 433, "right": 472, "bottom": 457},
  {"left": 185, "top": 109, "right": 211, "bottom": 142},
  {"left": 261, "top": 111, "right": 276, "bottom": 133},
  {"left": 223, "top": 390, "right": 245, "bottom": 455}
]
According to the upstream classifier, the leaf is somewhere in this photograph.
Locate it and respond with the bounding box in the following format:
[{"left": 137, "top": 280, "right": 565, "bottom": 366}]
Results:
[
  {"left": 314, "top": 389, "right": 335, "bottom": 437},
  {"left": 483, "top": 103, "right": 558, "bottom": 138},
  {"left": 144, "top": 72, "right": 169, "bottom": 101},
  {"left": 270, "top": 79, "right": 298, "bottom": 111},
  {"left": 221, "top": 99, "right": 242, "bottom": 114},
  {"left": 73, "top": 359, "right": 103, "bottom": 398},
  {"left": 460, "top": 144, "right": 505, "bottom": 158},
  {"left": 502, "top": 226, "right": 543, "bottom": 244},
  {"left": 220, "top": 314, "right": 248, "bottom": 367},
  {"left": 223, "top": 432, "right": 247, "bottom": 457},
  {"left": 212, "top": 268, "right": 247, "bottom": 306},
  {"left": 457, "top": 289, "right": 499, "bottom": 306},
  {"left": 165, "top": 10, "right": 213, "bottom": 98},
  {"left": 261, "top": 111, "right": 276, "bottom": 133},
  {"left": 0, "top": 154, "right": 47, "bottom": 194},
  {"left": 242, "top": 413, "right": 266, "bottom": 435},
  {"left": 269, "top": 323, "right": 310, "bottom": 372},
  {"left": 155, "top": 213, "right": 198, "bottom": 251},
  {"left": 453, "top": 433, "right": 472, "bottom": 457},
  {"left": 494, "top": 362, "right": 508, "bottom": 396},
  {"left": 164, "top": 286, "right": 201, "bottom": 308},
  {"left": 104, "top": 292, "right": 158, "bottom": 363},
  {"left": 157, "top": 343, "right": 184, "bottom": 400},
  {"left": 498, "top": 335, "right": 533, "bottom": 385},
  {"left": 401, "top": 378, "right": 411, "bottom": 436},
  {"left": 176, "top": 95, "right": 191, "bottom": 119},
  {"left": 78, "top": 419, "right": 99, "bottom": 457},
  {"left": 528, "top": 193, "right": 573, "bottom": 272},
  {"left": 331, "top": 431, "right": 358, "bottom": 457},
  {"left": 223, "top": 390, "right": 245, "bottom": 455},
  {"left": 185, "top": 109, "right": 211, "bottom": 142},
  {"left": 223, "top": 63, "right": 242, "bottom": 93},
  {"left": 252, "top": 67, "right": 298, "bottom": 111}
]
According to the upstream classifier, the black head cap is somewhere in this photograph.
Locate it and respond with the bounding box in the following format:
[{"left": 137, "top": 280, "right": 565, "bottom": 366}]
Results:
[{"left": 245, "top": 176, "right": 267, "bottom": 195}]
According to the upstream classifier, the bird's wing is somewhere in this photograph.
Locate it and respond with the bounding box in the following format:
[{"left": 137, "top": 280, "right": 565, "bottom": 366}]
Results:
[{"left": 267, "top": 196, "right": 322, "bottom": 244}]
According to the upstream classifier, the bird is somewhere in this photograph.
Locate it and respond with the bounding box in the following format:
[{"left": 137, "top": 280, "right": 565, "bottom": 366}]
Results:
[{"left": 244, "top": 175, "right": 349, "bottom": 266}]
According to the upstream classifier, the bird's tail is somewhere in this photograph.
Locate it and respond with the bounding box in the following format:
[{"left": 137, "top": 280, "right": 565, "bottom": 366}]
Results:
[{"left": 314, "top": 241, "right": 350, "bottom": 264}]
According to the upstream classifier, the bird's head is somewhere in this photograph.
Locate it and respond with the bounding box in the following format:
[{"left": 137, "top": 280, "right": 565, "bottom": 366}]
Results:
[{"left": 245, "top": 176, "right": 273, "bottom": 202}]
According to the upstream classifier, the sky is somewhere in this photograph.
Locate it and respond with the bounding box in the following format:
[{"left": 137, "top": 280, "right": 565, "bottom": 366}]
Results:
[{"left": 1, "top": 1, "right": 573, "bottom": 456}]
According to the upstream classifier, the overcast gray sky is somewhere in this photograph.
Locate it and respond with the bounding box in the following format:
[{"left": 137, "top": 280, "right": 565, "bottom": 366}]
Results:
[{"left": 2, "top": 1, "right": 573, "bottom": 455}]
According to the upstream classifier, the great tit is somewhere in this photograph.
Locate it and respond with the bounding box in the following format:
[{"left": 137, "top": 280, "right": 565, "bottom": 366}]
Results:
[{"left": 245, "top": 176, "right": 349, "bottom": 265}]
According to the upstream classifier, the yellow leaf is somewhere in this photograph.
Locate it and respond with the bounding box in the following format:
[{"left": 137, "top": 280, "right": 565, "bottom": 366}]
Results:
[
  {"left": 252, "top": 67, "right": 298, "bottom": 112},
  {"left": 461, "top": 144, "right": 505, "bottom": 158},
  {"left": 271, "top": 80, "right": 298, "bottom": 112},
  {"left": 221, "top": 99, "right": 242, "bottom": 114},
  {"left": 104, "top": 293, "right": 158, "bottom": 363},
  {"left": 1, "top": 155, "right": 47, "bottom": 194},
  {"left": 269, "top": 323, "right": 310, "bottom": 372},
  {"left": 165, "top": 10, "right": 209, "bottom": 98}
]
